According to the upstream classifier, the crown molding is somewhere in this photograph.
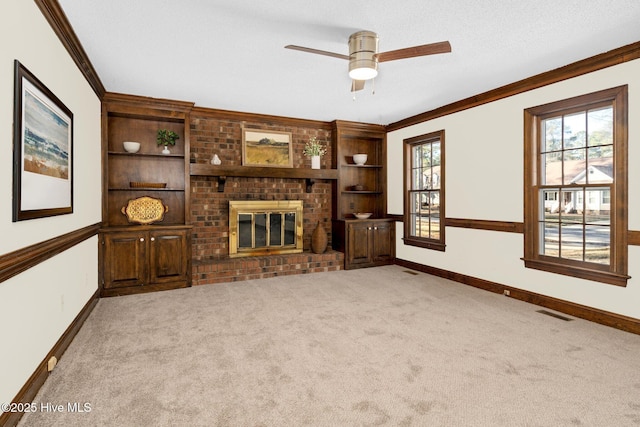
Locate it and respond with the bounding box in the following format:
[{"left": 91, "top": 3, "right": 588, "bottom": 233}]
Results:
[
  {"left": 34, "top": 0, "right": 106, "bottom": 98},
  {"left": 387, "top": 41, "right": 640, "bottom": 132}
]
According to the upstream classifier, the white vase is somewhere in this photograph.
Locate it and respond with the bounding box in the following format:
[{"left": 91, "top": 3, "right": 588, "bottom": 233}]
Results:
[
  {"left": 211, "top": 154, "right": 221, "bottom": 165},
  {"left": 311, "top": 155, "right": 321, "bottom": 169},
  {"left": 162, "top": 145, "right": 170, "bottom": 155}
]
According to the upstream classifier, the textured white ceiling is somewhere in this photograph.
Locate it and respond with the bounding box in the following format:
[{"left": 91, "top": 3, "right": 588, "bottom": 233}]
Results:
[{"left": 58, "top": 0, "right": 640, "bottom": 125}]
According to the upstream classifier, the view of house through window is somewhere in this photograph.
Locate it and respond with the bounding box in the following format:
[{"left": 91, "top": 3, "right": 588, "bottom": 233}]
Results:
[
  {"left": 404, "top": 131, "right": 445, "bottom": 251},
  {"left": 539, "top": 106, "right": 613, "bottom": 264},
  {"left": 524, "top": 86, "right": 628, "bottom": 286}
]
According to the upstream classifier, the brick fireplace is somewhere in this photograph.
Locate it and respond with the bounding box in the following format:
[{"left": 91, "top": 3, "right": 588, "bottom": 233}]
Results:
[{"left": 189, "top": 112, "right": 344, "bottom": 285}]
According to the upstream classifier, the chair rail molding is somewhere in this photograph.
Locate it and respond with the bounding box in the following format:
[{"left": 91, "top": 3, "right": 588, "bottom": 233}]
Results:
[{"left": 0, "top": 223, "right": 101, "bottom": 284}]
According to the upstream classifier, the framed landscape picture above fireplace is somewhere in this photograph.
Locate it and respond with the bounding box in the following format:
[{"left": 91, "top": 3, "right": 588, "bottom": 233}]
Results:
[{"left": 242, "top": 129, "right": 293, "bottom": 168}]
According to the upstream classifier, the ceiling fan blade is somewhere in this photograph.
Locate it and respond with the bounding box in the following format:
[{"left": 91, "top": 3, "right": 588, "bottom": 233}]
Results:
[
  {"left": 351, "top": 79, "right": 365, "bottom": 92},
  {"left": 376, "top": 41, "right": 451, "bottom": 62},
  {"left": 284, "top": 45, "right": 349, "bottom": 60}
]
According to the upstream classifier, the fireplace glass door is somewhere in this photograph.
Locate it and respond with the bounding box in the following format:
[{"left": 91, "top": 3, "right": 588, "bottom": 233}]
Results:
[
  {"left": 230, "top": 201, "right": 303, "bottom": 257},
  {"left": 237, "top": 212, "right": 296, "bottom": 250}
]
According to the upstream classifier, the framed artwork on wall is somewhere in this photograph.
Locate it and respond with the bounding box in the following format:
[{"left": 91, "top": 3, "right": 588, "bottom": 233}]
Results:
[
  {"left": 242, "top": 129, "right": 293, "bottom": 168},
  {"left": 13, "top": 60, "right": 73, "bottom": 221}
]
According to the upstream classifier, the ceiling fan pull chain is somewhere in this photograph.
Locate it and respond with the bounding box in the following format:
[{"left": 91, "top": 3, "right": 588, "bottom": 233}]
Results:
[{"left": 372, "top": 78, "right": 376, "bottom": 95}]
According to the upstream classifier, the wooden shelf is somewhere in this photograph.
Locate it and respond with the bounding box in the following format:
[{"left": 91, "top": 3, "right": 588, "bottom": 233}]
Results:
[
  {"left": 331, "top": 121, "right": 387, "bottom": 221},
  {"left": 342, "top": 164, "right": 383, "bottom": 168},
  {"left": 109, "top": 188, "right": 184, "bottom": 192},
  {"left": 108, "top": 151, "right": 185, "bottom": 159},
  {"left": 190, "top": 164, "right": 338, "bottom": 179},
  {"left": 189, "top": 164, "right": 338, "bottom": 193},
  {"left": 341, "top": 191, "right": 382, "bottom": 195}
]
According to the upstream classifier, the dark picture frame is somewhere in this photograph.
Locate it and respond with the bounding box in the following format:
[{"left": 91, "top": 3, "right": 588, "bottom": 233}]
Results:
[
  {"left": 13, "top": 60, "right": 73, "bottom": 221},
  {"left": 242, "top": 129, "right": 293, "bottom": 168}
]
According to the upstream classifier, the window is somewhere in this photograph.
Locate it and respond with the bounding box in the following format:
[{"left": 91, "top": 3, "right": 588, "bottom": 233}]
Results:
[
  {"left": 524, "top": 86, "right": 628, "bottom": 286},
  {"left": 404, "top": 130, "right": 445, "bottom": 251}
]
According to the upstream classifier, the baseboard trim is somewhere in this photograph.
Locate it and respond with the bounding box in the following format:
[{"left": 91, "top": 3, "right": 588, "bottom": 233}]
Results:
[
  {"left": 0, "top": 289, "right": 99, "bottom": 427},
  {"left": 395, "top": 258, "right": 640, "bottom": 335}
]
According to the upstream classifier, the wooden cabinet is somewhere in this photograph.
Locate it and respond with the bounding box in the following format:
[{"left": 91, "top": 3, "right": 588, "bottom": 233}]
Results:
[
  {"left": 149, "top": 228, "right": 190, "bottom": 284},
  {"left": 333, "top": 219, "right": 395, "bottom": 269},
  {"left": 100, "top": 226, "right": 191, "bottom": 296},
  {"left": 331, "top": 120, "right": 394, "bottom": 269},
  {"left": 101, "top": 230, "right": 147, "bottom": 290},
  {"left": 100, "top": 93, "right": 194, "bottom": 296},
  {"left": 370, "top": 220, "right": 394, "bottom": 264}
]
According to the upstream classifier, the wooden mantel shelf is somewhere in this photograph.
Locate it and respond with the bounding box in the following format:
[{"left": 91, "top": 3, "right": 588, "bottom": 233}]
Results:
[{"left": 190, "top": 164, "right": 339, "bottom": 192}]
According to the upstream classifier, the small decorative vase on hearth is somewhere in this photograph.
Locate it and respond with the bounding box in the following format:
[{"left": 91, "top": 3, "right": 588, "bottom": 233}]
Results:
[{"left": 311, "top": 221, "right": 328, "bottom": 254}]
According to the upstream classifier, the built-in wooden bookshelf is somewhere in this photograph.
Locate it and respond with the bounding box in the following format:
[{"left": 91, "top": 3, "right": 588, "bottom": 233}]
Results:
[{"left": 99, "top": 93, "right": 194, "bottom": 296}]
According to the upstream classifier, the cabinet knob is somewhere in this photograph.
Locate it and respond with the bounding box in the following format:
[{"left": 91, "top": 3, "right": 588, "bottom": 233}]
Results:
[
  {"left": 150, "top": 237, "right": 155, "bottom": 242},
  {"left": 374, "top": 227, "right": 378, "bottom": 230},
  {"left": 140, "top": 237, "right": 145, "bottom": 242},
  {"left": 368, "top": 227, "right": 372, "bottom": 230}
]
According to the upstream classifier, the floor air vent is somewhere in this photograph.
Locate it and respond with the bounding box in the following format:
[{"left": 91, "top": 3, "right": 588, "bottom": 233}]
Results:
[
  {"left": 403, "top": 270, "right": 419, "bottom": 275},
  {"left": 537, "top": 310, "right": 574, "bottom": 321}
]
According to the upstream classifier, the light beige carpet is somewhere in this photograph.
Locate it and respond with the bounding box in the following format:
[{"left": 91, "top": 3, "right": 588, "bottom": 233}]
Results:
[{"left": 18, "top": 266, "right": 640, "bottom": 426}]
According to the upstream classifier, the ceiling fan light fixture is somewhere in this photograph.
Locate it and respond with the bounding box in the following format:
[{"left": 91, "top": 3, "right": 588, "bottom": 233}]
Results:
[
  {"left": 348, "top": 31, "right": 379, "bottom": 81},
  {"left": 349, "top": 64, "right": 378, "bottom": 80}
]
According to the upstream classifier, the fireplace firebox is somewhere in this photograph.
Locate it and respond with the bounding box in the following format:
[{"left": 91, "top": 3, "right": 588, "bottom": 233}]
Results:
[{"left": 229, "top": 200, "right": 303, "bottom": 257}]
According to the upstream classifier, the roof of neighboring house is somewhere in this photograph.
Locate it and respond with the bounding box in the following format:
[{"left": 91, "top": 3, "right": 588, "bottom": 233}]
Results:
[{"left": 544, "top": 156, "right": 613, "bottom": 185}]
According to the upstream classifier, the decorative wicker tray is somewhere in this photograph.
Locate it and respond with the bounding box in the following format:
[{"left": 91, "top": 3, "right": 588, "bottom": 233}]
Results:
[
  {"left": 121, "top": 196, "right": 168, "bottom": 224},
  {"left": 130, "top": 181, "right": 167, "bottom": 188}
]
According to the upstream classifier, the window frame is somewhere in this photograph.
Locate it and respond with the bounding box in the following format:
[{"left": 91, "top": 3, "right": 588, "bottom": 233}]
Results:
[
  {"left": 403, "top": 130, "right": 446, "bottom": 251},
  {"left": 523, "top": 86, "right": 629, "bottom": 286}
]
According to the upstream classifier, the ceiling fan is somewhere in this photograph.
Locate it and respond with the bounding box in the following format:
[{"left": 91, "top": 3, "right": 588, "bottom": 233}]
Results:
[{"left": 285, "top": 31, "right": 451, "bottom": 92}]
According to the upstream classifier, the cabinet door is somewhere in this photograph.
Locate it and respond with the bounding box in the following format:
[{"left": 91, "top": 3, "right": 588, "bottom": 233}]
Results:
[
  {"left": 347, "top": 221, "right": 373, "bottom": 267},
  {"left": 372, "top": 221, "right": 394, "bottom": 263},
  {"left": 102, "top": 232, "right": 147, "bottom": 289},
  {"left": 149, "top": 229, "right": 188, "bottom": 283}
]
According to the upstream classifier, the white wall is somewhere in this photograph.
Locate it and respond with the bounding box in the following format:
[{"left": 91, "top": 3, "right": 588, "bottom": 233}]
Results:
[
  {"left": 388, "top": 58, "right": 640, "bottom": 320},
  {"left": 0, "top": 0, "right": 101, "bottom": 405}
]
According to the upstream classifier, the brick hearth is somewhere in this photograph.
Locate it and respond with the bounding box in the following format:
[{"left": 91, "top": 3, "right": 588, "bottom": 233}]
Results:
[{"left": 193, "top": 251, "right": 344, "bottom": 286}]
